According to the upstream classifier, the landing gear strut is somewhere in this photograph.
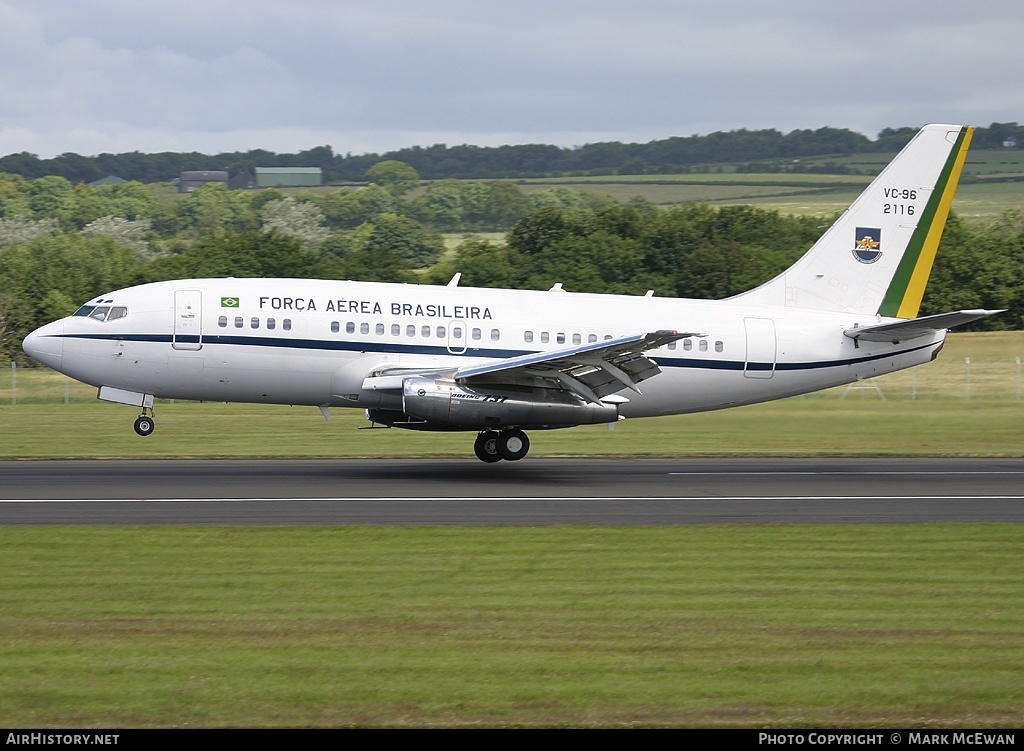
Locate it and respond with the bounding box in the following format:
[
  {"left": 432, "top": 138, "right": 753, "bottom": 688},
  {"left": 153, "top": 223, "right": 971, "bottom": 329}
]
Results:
[
  {"left": 474, "top": 429, "right": 530, "bottom": 463},
  {"left": 133, "top": 408, "right": 155, "bottom": 437}
]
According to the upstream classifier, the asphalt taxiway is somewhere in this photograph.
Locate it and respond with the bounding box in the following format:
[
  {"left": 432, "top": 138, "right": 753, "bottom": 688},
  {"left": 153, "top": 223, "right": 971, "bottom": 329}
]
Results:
[{"left": 2, "top": 457, "right": 1023, "bottom": 525}]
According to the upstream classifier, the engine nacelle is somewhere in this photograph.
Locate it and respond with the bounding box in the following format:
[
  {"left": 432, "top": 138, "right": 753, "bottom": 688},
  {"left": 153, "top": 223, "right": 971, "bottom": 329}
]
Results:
[{"left": 397, "top": 376, "right": 619, "bottom": 430}]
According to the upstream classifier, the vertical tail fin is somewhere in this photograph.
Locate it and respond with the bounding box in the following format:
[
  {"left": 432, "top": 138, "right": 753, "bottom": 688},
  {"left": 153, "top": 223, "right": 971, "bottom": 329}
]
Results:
[{"left": 733, "top": 124, "right": 973, "bottom": 317}]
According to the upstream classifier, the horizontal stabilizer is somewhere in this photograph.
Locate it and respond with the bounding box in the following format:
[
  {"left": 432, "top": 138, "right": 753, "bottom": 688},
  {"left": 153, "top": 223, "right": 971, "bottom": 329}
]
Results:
[{"left": 844, "top": 309, "right": 1004, "bottom": 343}]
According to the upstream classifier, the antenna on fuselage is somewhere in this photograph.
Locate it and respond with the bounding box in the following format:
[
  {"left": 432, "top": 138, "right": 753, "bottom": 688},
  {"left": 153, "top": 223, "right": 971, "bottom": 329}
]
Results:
[{"left": 447, "top": 273, "right": 461, "bottom": 287}]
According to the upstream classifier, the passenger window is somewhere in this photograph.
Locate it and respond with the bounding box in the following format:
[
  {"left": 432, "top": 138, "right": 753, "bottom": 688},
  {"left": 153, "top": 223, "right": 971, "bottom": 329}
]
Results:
[
  {"left": 683, "top": 339, "right": 692, "bottom": 351},
  {"left": 490, "top": 329, "right": 500, "bottom": 341},
  {"left": 572, "top": 333, "right": 581, "bottom": 345},
  {"left": 331, "top": 321, "right": 340, "bottom": 333},
  {"left": 715, "top": 341, "right": 723, "bottom": 352},
  {"left": 541, "top": 332, "right": 550, "bottom": 343},
  {"left": 267, "top": 318, "right": 276, "bottom": 330},
  {"left": 360, "top": 322, "right": 369, "bottom": 334},
  {"left": 524, "top": 331, "right": 534, "bottom": 343},
  {"left": 421, "top": 325, "right": 430, "bottom": 337},
  {"left": 556, "top": 333, "right": 565, "bottom": 344},
  {"left": 452, "top": 326, "right": 462, "bottom": 338},
  {"left": 250, "top": 317, "right": 259, "bottom": 329},
  {"left": 699, "top": 340, "right": 708, "bottom": 352},
  {"left": 376, "top": 323, "right": 385, "bottom": 335},
  {"left": 234, "top": 317, "right": 243, "bottom": 328},
  {"left": 346, "top": 322, "right": 355, "bottom": 334},
  {"left": 218, "top": 316, "right": 227, "bottom": 328},
  {"left": 588, "top": 334, "right": 597, "bottom": 343},
  {"left": 407, "top": 325, "right": 415, "bottom": 337},
  {"left": 604, "top": 335, "right": 612, "bottom": 340},
  {"left": 391, "top": 324, "right": 400, "bottom": 336},
  {"left": 668, "top": 341, "right": 676, "bottom": 350},
  {"left": 283, "top": 319, "right": 292, "bottom": 331},
  {"left": 472, "top": 328, "right": 481, "bottom": 340},
  {"left": 436, "top": 326, "right": 445, "bottom": 338}
]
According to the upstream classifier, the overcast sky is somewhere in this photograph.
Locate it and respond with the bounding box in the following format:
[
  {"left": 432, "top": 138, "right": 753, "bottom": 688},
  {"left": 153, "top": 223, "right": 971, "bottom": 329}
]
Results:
[{"left": 2, "top": 0, "right": 1022, "bottom": 159}]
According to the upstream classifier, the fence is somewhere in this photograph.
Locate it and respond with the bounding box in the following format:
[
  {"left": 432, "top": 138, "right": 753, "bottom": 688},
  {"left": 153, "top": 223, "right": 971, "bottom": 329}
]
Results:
[
  {"left": 829, "top": 355, "right": 1024, "bottom": 402},
  {"left": 5, "top": 354, "right": 1024, "bottom": 406}
]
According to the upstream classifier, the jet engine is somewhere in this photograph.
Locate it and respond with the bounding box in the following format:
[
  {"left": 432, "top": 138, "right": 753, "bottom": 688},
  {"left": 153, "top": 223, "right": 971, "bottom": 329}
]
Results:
[{"left": 368, "top": 375, "right": 620, "bottom": 430}]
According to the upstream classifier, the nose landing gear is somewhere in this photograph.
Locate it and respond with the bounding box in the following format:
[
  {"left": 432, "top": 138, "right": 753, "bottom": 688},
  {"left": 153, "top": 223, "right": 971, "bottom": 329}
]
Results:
[{"left": 474, "top": 428, "right": 530, "bottom": 463}]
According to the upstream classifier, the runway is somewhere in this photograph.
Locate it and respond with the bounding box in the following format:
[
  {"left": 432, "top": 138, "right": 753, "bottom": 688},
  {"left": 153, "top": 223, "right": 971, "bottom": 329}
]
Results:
[{"left": 2, "top": 457, "right": 1023, "bottom": 525}]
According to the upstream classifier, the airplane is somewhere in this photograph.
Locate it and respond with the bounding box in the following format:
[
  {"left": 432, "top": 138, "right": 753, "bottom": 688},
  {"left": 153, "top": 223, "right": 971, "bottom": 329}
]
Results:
[{"left": 22, "top": 123, "right": 1002, "bottom": 462}]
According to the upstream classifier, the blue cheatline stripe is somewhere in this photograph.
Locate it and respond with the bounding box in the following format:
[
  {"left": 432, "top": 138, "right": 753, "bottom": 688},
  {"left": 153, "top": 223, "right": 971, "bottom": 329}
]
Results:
[
  {"left": 53, "top": 333, "right": 940, "bottom": 374},
  {"left": 659, "top": 339, "right": 937, "bottom": 372},
  {"left": 57, "top": 332, "right": 531, "bottom": 360}
]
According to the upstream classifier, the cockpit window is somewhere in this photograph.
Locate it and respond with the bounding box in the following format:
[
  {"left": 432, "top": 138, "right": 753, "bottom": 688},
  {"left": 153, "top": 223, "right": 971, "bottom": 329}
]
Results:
[{"left": 72, "top": 304, "right": 128, "bottom": 322}]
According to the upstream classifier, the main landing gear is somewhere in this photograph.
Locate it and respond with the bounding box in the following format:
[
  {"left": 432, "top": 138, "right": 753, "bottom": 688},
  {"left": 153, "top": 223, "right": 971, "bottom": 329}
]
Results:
[
  {"left": 133, "top": 408, "right": 155, "bottom": 437},
  {"left": 474, "top": 429, "right": 530, "bottom": 463}
]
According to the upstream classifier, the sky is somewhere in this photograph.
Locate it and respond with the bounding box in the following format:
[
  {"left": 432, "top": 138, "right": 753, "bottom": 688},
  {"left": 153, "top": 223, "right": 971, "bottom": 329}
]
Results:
[{"left": 2, "top": 0, "right": 1022, "bottom": 160}]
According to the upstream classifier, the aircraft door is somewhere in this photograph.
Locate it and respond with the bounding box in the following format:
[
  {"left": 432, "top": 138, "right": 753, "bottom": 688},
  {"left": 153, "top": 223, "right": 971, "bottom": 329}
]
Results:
[
  {"left": 447, "top": 320, "right": 467, "bottom": 354},
  {"left": 743, "top": 317, "right": 776, "bottom": 379},
  {"left": 173, "top": 290, "right": 203, "bottom": 350}
]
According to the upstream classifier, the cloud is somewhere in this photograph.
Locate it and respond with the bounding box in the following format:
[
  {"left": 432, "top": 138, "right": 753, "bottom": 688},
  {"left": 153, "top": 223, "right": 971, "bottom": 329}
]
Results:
[{"left": 2, "top": 0, "right": 1023, "bottom": 159}]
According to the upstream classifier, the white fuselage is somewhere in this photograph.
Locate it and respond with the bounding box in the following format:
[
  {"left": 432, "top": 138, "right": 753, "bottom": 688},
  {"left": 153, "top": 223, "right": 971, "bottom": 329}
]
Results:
[{"left": 25, "top": 277, "right": 944, "bottom": 422}]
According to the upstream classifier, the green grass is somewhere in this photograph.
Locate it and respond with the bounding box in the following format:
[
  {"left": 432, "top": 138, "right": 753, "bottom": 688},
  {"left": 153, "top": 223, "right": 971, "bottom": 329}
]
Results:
[
  {"left": 442, "top": 231, "right": 506, "bottom": 251},
  {"left": 2, "top": 524, "right": 1022, "bottom": 728},
  {"left": 3, "top": 335, "right": 1023, "bottom": 728},
  {"left": 509, "top": 149, "right": 1024, "bottom": 220},
  {"left": 2, "top": 398, "right": 1022, "bottom": 460},
  {"left": 3, "top": 332, "right": 1022, "bottom": 459}
]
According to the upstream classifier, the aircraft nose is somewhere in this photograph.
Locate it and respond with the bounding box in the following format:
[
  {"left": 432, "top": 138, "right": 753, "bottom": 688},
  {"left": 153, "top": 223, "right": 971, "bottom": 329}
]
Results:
[{"left": 22, "top": 320, "right": 64, "bottom": 370}]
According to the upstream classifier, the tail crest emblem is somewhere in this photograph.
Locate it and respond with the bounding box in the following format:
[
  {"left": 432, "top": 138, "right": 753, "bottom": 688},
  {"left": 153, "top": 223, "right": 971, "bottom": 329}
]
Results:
[{"left": 852, "top": 228, "right": 882, "bottom": 264}]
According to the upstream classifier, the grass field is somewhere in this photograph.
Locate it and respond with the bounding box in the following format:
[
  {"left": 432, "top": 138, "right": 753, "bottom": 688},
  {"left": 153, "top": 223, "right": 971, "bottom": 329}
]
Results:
[
  {"left": 2, "top": 524, "right": 1022, "bottom": 728},
  {"left": 297, "top": 147, "right": 1024, "bottom": 222},
  {"left": 3, "top": 332, "right": 1022, "bottom": 459},
  {"left": 2, "top": 333, "right": 1022, "bottom": 729},
  {"left": 511, "top": 149, "right": 1024, "bottom": 221},
  {"left": 513, "top": 177, "right": 1022, "bottom": 222}
]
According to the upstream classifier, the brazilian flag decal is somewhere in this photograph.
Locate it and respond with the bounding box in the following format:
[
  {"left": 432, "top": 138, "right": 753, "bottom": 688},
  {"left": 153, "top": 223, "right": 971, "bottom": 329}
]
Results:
[{"left": 221, "top": 297, "right": 240, "bottom": 308}]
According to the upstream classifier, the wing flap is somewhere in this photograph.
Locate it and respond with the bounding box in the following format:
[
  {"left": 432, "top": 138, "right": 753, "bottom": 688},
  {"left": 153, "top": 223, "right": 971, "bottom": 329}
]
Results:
[
  {"left": 456, "top": 329, "right": 697, "bottom": 401},
  {"left": 845, "top": 309, "right": 1004, "bottom": 343}
]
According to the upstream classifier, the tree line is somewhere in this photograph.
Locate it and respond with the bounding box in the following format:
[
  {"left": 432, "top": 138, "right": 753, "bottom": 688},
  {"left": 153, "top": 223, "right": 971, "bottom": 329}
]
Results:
[
  {"left": 2, "top": 161, "right": 1022, "bottom": 365},
  {"left": 3, "top": 123, "right": 1022, "bottom": 185}
]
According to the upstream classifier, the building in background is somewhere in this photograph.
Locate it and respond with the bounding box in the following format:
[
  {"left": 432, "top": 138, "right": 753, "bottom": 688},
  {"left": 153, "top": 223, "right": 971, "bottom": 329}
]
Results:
[
  {"left": 254, "top": 167, "right": 323, "bottom": 188},
  {"left": 229, "top": 170, "right": 256, "bottom": 190},
  {"left": 177, "top": 170, "right": 229, "bottom": 192}
]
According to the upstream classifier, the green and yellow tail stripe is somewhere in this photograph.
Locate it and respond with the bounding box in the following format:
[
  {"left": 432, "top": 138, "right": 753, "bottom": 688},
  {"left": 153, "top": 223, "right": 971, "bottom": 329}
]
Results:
[{"left": 878, "top": 126, "right": 973, "bottom": 319}]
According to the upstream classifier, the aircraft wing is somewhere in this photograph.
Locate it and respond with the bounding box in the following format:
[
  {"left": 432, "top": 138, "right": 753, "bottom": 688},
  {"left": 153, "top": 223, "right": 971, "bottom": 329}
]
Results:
[
  {"left": 455, "top": 329, "right": 696, "bottom": 402},
  {"left": 362, "top": 330, "right": 697, "bottom": 404},
  {"left": 844, "top": 309, "right": 1004, "bottom": 343}
]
